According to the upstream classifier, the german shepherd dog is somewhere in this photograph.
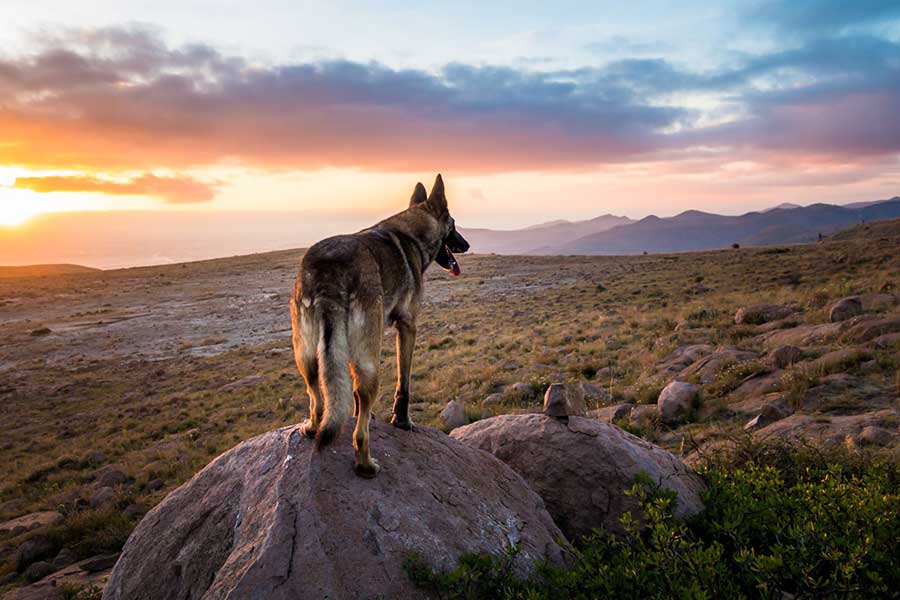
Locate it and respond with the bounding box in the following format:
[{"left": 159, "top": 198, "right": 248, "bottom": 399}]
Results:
[{"left": 290, "top": 174, "right": 470, "bottom": 477}]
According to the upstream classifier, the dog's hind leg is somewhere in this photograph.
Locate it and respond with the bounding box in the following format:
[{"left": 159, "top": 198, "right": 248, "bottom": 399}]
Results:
[
  {"left": 349, "top": 302, "right": 382, "bottom": 478},
  {"left": 291, "top": 293, "right": 323, "bottom": 438},
  {"left": 299, "top": 355, "right": 324, "bottom": 438}
]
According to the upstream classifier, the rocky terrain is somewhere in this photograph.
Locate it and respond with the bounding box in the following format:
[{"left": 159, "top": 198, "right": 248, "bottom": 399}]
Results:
[{"left": 1, "top": 217, "right": 899, "bottom": 598}]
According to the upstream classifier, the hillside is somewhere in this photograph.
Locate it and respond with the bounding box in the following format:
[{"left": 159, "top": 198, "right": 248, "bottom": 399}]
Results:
[
  {"left": 0, "top": 264, "right": 101, "bottom": 278},
  {"left": 459, "top": 214, "right": 633, "bottom": 254},
  {"left": 547, "top": 198, "right": 900, "bottom": 255}
]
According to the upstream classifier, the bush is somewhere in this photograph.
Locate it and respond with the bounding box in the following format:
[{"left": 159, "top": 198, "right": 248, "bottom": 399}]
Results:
[{"left": 408, "top": 447, "right": 900, "bottom": 599}]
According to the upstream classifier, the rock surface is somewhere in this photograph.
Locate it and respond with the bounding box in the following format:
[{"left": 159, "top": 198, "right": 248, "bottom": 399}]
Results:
[
  {"left": 543, "top": 383, "right": 586, "bottom": 418},
  {"left": 451, "top": 414, "right": 705, "bottom": 542},
  {"left": 103, "top": 421, "right": 565, "bottom": 600},
  {"left": 656, "top": 381, "right": 699, "bottom": 425},
  {"left": 0, "top": 511, "right": 61, "bottom": 535}
]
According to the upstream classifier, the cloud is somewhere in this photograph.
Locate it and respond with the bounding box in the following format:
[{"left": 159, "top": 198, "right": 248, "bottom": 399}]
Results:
[
  {"left": 0, "top": 24, "right": 898, "bottom": 178},
  {"left": 13, "top": 174, "right": 216, "bottom": 203},
  {"left": 745, "top": 0, "right": 900, "bottom": 36}
]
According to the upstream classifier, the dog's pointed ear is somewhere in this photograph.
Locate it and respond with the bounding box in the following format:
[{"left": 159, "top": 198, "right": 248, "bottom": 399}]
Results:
[
  {"left": 427, "top": 174, "right": 447, "bottom": 212},
  {"left": 409, "top": 182, "right": 427, "bottom": 207}
]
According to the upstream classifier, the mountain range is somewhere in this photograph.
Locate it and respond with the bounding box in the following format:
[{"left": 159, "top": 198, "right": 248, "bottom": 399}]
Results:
[{"left": 460, "top": 196, "right": 900, "bottom": 255}]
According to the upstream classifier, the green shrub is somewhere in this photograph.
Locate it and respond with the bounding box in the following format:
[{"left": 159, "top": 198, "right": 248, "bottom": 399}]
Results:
[{"left": 408, "top": 447, "right": 900, "bottom": 599}]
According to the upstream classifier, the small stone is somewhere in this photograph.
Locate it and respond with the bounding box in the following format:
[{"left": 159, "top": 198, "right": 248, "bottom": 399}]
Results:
[
  {"left": 23, "top": 560, "right": 56, "bottom": 582},
  {"left": 147, "top": 479, "right": 164, "bottom": 491},
  {"left": 506, "top": 382, "right": 535, "bottom": 404},
  {"left": 829, "top": 297, "right": 863, "bottom": 322},
  {"left": 439, "top": 400, "right": 467, "bottom": 431}
]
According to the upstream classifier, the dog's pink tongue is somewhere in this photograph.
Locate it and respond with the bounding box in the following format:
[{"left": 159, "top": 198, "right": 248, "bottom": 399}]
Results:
[{"left": 451, "top": 262, "right": 461, "bottom": 276}]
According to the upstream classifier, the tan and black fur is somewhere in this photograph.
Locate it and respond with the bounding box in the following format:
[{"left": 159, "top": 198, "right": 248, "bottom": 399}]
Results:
[{"left": 290, "top": 174, "right": 469, "bottom": 477}]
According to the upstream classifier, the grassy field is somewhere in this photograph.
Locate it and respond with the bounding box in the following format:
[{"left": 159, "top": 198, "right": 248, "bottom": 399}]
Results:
[{"left": 1, "top": 219, "right": 899, "bottom": 593}]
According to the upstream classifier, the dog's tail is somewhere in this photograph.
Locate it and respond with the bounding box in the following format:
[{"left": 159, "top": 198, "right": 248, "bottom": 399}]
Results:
[{"left": 315, "top": 301, "right": 353, "bottom": 449}]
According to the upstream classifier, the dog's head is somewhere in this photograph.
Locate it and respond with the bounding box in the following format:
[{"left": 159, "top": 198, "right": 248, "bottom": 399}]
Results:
[{"left": 409, "top": 174, "right": 470, "bottom": 276}]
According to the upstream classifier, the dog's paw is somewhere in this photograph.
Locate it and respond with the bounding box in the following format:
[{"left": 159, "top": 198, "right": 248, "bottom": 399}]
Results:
[
  {"left": 299, "top": 419, "right": 317, "bottom": 438},
  {"left": 390, "top": 415, "right": 414, "bottom": 431},
  {"left": 354, "top": 458, "right": 380, "bottom": 479}
]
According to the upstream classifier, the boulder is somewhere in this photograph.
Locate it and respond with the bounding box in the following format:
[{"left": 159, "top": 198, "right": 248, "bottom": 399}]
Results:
[
  {"left": 439, "top": 400, "right": 467, "bottom": 431},
  {"left": 23, "top": 561, "right": 56, "bottom": 583},
  {"left": 451, "top": 415, "right": 705, "bottom": 542},
  {"left": 90, "top": 486, "right": 115, "bottom": 508},
  {"left": 103, "top": 421, "right": 566, "bottom": 600},
  {"left": 729, "top": 370, "right": 783, "bottom": 400},
  {"left": 656, "top": 381, "right": 699, "bottom": 425},
  {"left": 15, "top": 535, "right": 57, "bottom": 572},
  {"left": 648, "top": 344, "right": 714, "bottom": 382},
  {"left": 769, "top": 345, "right": 803, "bottom": 369},
  {"left": 95, "top": 466, "right": 128, "bottom": 488},
  {"left": 734, "top": 304, "right": 793, "bottom": 325},
  {"left": 829, "top": 297, "right": 863, "bottom": 322},
  {"left": 589, "top": 404, "right": 634, "bottom": 423},
  {"left": 579, "top": 382, "right": 610, "bottom": 406},
  {"left": 543, "top": 383, "right": 586, "bottom": 418},
  {"left": 859, "top": 425, "right": 894, "bottom": 447}
]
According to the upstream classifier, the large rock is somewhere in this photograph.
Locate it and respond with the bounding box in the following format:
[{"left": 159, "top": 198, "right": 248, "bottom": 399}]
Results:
[
  {"left": 439, "top": 399, "right": 467, "bottom": 431},
  {"left": 104, "top": 421, "right": 565, "bottom": 600},
  {"left": 648, "top": 344, "right": 714, "bottom": 382},
  {"left": 759, "top": 322, "right": 847, "bottom": 349},
  {"left": 0, "top": 511, "right": 61, "bottom": 535},
  {"left": 734, "top": 304, "right": 794, "bottom": 325},
  {"left": 768, "top": 345, "right": 803, "bottom": 369},
  {"left": 842, "top": 316, "right": 900, "bottom": 343},
  {"left": 829, "top": 297, "right": 863, "bottom": 322},
  {"left": 656, "top": 381, "right": 700, "bottom": 425},
  {"left": 451, "top": 415, "right": 705, "bottom": 542},
  {"left": 678, "top": 346, "right": 758, "bottom": 384},
  {"left": 753, "top": 409, "right": 900, "bottom": 449}
]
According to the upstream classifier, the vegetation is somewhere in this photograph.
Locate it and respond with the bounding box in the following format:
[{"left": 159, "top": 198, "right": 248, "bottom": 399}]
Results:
[{"left": 408, "top": 444, "right": 900, "bottom": 599}]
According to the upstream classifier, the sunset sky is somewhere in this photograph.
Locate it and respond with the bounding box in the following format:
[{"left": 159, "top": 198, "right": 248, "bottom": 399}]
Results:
[{"left": 1, "top": 1, "right": 900, "bottom": 264}]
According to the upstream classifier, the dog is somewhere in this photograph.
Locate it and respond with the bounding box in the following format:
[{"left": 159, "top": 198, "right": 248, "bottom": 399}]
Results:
[{"left": 290, "top": 174, "right": 470, "bottom": 477}]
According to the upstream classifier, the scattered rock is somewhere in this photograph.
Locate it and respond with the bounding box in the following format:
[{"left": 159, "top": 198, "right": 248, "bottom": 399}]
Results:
[
  {"left": 730, "top": 370, "right": 783, "bottom": 399},
  {"left": 29, "top": 327, "right": 52, "bottom": 337},
  {"left": 0, "top": 511, "right": 62, "bottom": 535},
  {"left": 589, "top": 404, "right": 634, "bottom": 423},
  {"left": 753, "top": 409, "right": 899, "bottom": 448},
  {"left": 506, "top": 382, "right": 536, "bottom": 404},
  {"left": 649, "top": 344, "right": 714, "bottom": 381},
  {"left": 678, "top": 346, "right": 758, "bottom": 384},
  {"left": 842, "top": 316, "right": 900, "bottom": 343},
  {"left": 219, "top": 374, "right": 265, "bottom": 391},
  {"left": 439, "top": 400, "right": 468, "bottom": 431},
  {"left": 760, "top": 322, "right": 847, "bottom": 349},
  {"left": 743, "top": 400, "right": 792, "bottom": 431},
  {"left": 873, "top": 331, "right": 900, "bottom": 348},
  {"left": 95, "top": 467, "right": 128, "bottom": 488},
  {"left": 579, "top": 382, "right": 610, "bottom": 406},
  {"left": 52, "top": 548, "right": 78, "bottom": 569},
  {"left": 734, "top": 304, "right": 793, "bottom": 325},
  {"left": 859, "top": 425, "right": 893, "bottom": 447},
  {"left": 657, "top": 381, "right": 700, "bottom": 425},
  {"left": 90, "top": 486, "right": 115, "bottom": 508},
  {"left": 808, "top": 347, "right": 872, "bottom": 375},
  {"left": 146, "top": 478, "right": 164, "bottom": 492},
  {"left": 769, "top": 345, "right": 803, "bottom": 369},
  {"left": 629, "top": 405, "right": 658, "bottom": 429},
  {"left": 103, "top": 421, "right": 566, "bottom": 600},
  {"left": 80, "top": 553, "right": 120, "bottom": 573},
  {"left": 451, "top": 414, "right": 706, "bottom": 541},
  {"left": 9, "top": 556, "right": 115, "bottom": 599},
  {"left": 543, "top": 383, "right": 586, "bottom": 418},
  {"left": 23, "top": 561, "right": 56, "bottom": 582},
  {"left": 829, "top": 297, "right": 863, "bottom": 322},
  {"left": 84, "top": 450, "right": 107, "bottom": 466},
  {"left": 15, "top": 535, "right": 57, "bottom": 572}
]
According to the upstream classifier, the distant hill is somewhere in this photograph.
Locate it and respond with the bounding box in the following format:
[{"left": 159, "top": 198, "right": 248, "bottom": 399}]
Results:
[
  {"left": 0, "top": 264, "right": 101, "bottom": 278},
  {"left": 543, "top": 198, "right": 900, "bottom": 255},
  {"left": 764, "top": 202, "right": 802, "bottom": 212},
  {"left": 459, "top": 214, "right": 633, "bottom": 254}
]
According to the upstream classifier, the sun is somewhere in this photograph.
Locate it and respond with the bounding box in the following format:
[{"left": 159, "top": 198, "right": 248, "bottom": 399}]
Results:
[{"left": 0, "top": 188, "right": 43, "bottom": 226}]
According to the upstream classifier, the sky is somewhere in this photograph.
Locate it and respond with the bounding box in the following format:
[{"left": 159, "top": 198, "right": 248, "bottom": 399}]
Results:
[{"left": 1, "top": 1, "right": 900, "bottom": 264}]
